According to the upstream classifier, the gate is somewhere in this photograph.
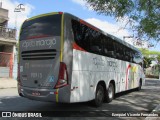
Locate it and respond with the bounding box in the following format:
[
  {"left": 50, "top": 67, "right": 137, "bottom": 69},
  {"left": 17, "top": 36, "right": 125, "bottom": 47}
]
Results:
[{"left": 0, "top": 52, "right": 13, "bottom": 78}]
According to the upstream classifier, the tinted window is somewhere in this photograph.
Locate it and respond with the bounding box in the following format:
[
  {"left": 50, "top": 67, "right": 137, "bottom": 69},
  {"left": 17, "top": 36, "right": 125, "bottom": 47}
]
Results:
[
  {"left": 103, "top": 36, "right": 115, "bottom": 58},
  {"left": 72, "top": 20, "right": 90, "bottom": 51},
  {"left": 72, "top": 19, "right": 142, "bottom": 64},
  {"left": 20, "top": 14, "right": 61, "bottom": 40}
]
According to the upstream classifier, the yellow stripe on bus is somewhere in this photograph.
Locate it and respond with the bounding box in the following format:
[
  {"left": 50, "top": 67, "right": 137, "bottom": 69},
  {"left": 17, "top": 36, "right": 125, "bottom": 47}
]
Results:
[
  {"left": 27, "top": 12, "right": 59, "bottom": 21},
  {"left": 18, "top": 24, "right": 23, "bottom": 63},
  {"left": 60, "top": 13, "right": 64, "bottom": 62},
  {"left": 56, "top": 89, "right": 59, "bottom": 102}
]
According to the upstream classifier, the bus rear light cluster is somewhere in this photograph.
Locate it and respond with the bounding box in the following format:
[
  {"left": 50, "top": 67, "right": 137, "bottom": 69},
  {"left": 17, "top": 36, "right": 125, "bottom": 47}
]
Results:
[
  {"left": 54, "top": 62, "right": 68, "bottom": 89},
  {"left": 58, "top": 12, "right": 63, "bottom": 14}
]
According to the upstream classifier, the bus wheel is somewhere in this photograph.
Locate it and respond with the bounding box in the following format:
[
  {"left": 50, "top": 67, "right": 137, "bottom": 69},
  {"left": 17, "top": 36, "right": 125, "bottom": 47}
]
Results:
[
  {"left": 137, "top": 80, "right": 142, "bottom": 91},
  {"left": 105, "top": 83, "right": 114, "bottom": 103},
  {"left": 92, "top": 84, "right": 104, "bottom": 107}
]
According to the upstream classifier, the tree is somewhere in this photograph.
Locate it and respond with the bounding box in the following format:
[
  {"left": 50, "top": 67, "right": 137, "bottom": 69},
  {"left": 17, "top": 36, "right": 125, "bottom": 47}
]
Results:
[
  {"left": 157, "top": 55, "right": 160, "bottom": 64},
  {"left": 85, "top": 0, "right": 160, "bottom": 44},
  {"left": 139, "top": 48, "right": 150, "bottom": 57},
  {"left": 139, "top": 48, "right": 160, "bottom": 68},
  {"left": 139, "top": 48, "right": 160, "bottom": 57},
  {"left": 143, "top": 56, "right": 154, "bottom": 68}
]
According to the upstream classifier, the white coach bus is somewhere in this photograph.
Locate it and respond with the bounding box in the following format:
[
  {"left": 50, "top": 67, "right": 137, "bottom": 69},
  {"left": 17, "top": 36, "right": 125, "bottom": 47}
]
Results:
[{"left": 18, "top": 12, "right": 145, "bottom": 107}]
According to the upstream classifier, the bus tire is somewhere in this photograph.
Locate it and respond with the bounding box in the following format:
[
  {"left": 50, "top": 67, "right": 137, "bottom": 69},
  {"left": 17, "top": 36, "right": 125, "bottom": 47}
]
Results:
[
  {"left": 105, "top": 83, "right": 114, "bottom": 103},
  {"left": 92, "top": 84, "right": 104, "bottom": 107},
  {"left": 137, "top": 80, "right": 142, "bottom": 91}
]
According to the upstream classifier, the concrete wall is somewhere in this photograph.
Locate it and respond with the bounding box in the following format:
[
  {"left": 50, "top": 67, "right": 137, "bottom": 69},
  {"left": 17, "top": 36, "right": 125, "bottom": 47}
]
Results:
[
  {"left": 0, "top": 8, "right": 8, "bottom": 18},
  {"left": 12, "top": 46, "right": 17, "bottom": 80},
  {"left": 0, "top": 67, "right": 9, "bottom": 77}
]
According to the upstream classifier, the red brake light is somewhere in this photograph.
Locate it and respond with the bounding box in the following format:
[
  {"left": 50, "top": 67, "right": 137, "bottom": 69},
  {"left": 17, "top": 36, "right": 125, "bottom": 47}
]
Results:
[
  {"left": 59, "top": 12, "right": 63, "bottom": 14},
  {"left": 54, "top": 62, "right": 68, "bottom": 89}
]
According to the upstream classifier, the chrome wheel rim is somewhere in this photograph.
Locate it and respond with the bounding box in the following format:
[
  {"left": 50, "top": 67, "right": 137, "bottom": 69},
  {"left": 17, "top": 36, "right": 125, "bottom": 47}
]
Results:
[{"left": 108, "top": 85, "right": 113, "bottom": 99}]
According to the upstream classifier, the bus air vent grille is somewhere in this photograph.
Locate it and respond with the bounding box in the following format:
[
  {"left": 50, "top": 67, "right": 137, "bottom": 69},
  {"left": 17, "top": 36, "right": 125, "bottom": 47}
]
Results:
[{"left": 21, "top": 49, "right": 56, "bottom": 60}]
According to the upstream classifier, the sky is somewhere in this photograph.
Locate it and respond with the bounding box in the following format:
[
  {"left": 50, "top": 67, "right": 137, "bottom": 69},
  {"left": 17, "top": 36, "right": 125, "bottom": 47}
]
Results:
[{"left": 1, "top": 0, "right": 159, "bottom": 51}]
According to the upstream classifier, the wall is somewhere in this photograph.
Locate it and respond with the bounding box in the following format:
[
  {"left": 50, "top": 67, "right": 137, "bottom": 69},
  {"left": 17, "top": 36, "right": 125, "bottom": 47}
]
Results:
[{"left": 12, "top": 46, "right": 17, "bottom": 80}]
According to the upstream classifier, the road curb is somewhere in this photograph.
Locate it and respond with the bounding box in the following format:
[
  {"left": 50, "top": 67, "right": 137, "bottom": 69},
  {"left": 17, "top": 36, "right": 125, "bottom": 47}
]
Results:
[{"left": 145, "top": 78, "right": 160, "bottom": 80}]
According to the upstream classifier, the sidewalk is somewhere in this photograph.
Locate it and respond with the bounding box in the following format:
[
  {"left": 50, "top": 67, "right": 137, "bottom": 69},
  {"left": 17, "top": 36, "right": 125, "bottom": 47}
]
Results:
[
  {"left": 145, "top": 78, "right": 160, "bottom": 80},
  {"left": 0, "top": 78, "right": 17, "bottom": 89}
]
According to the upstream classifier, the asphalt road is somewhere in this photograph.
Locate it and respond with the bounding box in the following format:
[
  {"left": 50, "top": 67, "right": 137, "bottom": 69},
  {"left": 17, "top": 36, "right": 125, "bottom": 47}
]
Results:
[{"left": 0, "top": 79, "right": 160, "bottom": 120}]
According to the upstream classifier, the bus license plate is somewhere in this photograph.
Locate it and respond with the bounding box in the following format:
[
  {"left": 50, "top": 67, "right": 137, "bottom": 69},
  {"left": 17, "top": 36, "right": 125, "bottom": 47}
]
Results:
[{"left": 32, "top": 91, "right": 40, "bottom": 96}]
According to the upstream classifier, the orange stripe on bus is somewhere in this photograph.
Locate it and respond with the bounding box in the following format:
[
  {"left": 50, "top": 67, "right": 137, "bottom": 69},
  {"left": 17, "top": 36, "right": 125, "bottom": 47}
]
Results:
[
  {"left": 80, "top": 19, "right": 99, "bottom": 31},
  {"left": 72, "top": 42, "right": 86, "bottom": 52}
]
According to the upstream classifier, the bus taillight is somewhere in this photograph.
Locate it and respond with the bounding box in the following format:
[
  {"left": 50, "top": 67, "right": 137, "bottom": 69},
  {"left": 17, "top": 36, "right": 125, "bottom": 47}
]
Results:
[
  {"left": 54, "top": 62, "right": 68, "bottom": 89},
  {"left": 58, "top": 12, "right": 63, "bottom": 14}
]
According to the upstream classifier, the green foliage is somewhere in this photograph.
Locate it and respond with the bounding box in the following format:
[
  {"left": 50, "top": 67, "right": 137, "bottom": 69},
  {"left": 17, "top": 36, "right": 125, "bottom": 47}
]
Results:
[
  {"left": 149, "top": 51, "right": 160, "bottom": 56},
  {"left": 139, "top": 48, "right": 160, "bottom": 57},
  {"left": 85, "top": 0, "right": 160, "bottom": 43},
  {"left": 139, "top": 48, "right": 150, "bottom": 57},
  {"left": 139, "top": 48, "right": 160, "bottom": 68},
  {"left": 157, "top": 55, "right": 160, "bottom": 64},
  {"left": 143, "top": 56, "right": 154, "bottom": 68}
]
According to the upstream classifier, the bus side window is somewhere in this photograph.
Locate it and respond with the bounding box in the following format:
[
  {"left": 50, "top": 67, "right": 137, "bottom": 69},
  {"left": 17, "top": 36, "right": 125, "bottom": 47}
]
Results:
[
  {"left": 104, "top": 37, "right": 115, "bottom": 58},
  {"left": 114, "top": 42, "right": 122, "bottom": 60},
  {"left": 89, "top": 30, "right": 103, "bottom": 55},
  {"left": 71, "top": 19, "right": 91, "bottom": 51}
]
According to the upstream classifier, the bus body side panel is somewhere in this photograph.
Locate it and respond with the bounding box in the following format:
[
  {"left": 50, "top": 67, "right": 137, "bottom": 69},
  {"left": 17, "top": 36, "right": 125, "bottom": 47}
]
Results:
[
  {"left": 118, "top": 61, "right": 142, "bottom": 92},
  {"left": 65, "top": 13, "right": 145, "bottom": 103},
  {"left": 71, "top": 49, "right": 92, "bottom": 102},
  {"left": 71, "top": 50, "right": 142, "bottom": 103},
  {"left": 71, "top": 49, "right": 120, "bottom": 102},
  {"left": 71, "top": 50, "right": 93, "bottom": 102}
]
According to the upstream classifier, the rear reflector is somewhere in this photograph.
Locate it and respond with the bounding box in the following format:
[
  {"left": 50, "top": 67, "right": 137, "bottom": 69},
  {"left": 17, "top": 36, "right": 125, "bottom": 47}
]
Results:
[{"left": 54, "top": 62, "right": 68, "bottom": 89}]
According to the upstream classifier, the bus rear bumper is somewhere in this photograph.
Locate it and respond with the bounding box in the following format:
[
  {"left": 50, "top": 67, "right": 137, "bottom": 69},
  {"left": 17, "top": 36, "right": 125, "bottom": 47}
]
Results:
[{"left": 18, "top": 85, "right": 70, "bottom": 103}]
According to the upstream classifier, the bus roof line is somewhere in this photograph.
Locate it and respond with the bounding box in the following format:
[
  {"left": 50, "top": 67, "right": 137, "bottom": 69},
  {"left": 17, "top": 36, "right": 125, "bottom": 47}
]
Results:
[{"left": 27, "top": 12, "right": 61, "bottom": 21}]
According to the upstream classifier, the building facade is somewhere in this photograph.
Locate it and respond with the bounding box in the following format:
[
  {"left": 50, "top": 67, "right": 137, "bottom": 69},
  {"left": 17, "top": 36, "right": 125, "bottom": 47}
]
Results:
[{"left": 0, "top": 7, "right": 17, "bottom": 78}]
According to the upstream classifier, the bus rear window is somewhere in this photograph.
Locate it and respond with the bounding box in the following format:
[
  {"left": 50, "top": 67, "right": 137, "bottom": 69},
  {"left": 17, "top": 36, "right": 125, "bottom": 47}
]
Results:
[{"left": 20, "top": 14, "right": 61, "bottom": 40}]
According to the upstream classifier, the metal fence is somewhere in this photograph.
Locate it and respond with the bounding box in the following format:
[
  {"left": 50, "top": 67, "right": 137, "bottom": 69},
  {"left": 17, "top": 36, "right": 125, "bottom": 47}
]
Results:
[{"left": 0, "top": 27, "right": 16, "bottom": 39}]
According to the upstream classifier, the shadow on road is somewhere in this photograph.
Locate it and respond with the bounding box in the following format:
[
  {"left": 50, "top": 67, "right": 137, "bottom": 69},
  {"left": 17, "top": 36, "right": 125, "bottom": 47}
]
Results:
[{"left": 0, "top": 80, "right": 160, "bottom": 119}]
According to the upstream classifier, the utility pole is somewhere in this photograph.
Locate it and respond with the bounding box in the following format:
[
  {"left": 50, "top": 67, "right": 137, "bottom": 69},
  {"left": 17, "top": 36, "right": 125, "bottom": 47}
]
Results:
[{"left": 14, "top": 4, "right": 25, "bottom": 37}]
